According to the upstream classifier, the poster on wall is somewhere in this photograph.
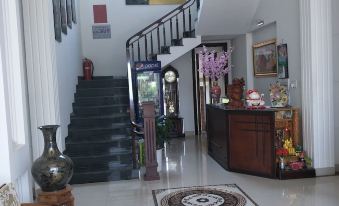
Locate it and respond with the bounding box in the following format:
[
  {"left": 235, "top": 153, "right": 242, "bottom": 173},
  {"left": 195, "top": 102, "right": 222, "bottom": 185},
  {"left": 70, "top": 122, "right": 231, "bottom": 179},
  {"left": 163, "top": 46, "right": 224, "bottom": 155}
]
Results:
[
  {"left": 277, "top": 44, "right": 289, "bottom": 79},
  {"left": 71, "top": 0, "right": 77, "bottom": 23},
  {"left": 66, "top": 0, "right": 72, "bottom": 28},
  {"left": 60, "top": 0, "right": 67, "bottom": 34},
  {"left": 126, "top": 0, "right": 185, "bottom": 5},
  {"left": 93, "top": 5, "right": 107, "bottom": 23},
  {"left": 52, "top": 0, "right": 62, "bottom": 42},
  {"left": 92, "top": 24, "right": 111, "bottom": 39}
]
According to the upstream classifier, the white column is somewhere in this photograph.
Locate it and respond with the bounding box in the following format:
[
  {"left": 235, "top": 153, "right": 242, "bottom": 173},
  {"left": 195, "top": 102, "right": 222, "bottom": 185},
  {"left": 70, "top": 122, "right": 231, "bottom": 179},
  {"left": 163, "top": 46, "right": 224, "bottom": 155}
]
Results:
[
  {"left": 22, "top": 0, "right": 61, "bottom": 160},
  {"left": 300, "top": 0, "right": 335, "bottom": 175},
  {"left": 246, "top": 33, "right": 254, "bottom": 89}
]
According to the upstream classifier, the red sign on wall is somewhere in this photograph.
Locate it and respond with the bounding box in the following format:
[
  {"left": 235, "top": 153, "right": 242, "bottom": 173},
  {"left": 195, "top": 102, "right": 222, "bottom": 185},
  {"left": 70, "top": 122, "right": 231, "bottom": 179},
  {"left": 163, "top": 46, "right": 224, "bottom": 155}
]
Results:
[{"left": 93, "top": 5, "right": 107, "bottom": 23}]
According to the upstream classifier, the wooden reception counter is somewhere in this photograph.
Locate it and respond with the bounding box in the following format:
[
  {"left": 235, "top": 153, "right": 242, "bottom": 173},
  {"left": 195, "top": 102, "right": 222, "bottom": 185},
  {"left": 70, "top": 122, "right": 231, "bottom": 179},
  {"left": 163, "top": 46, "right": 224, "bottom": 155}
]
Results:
[{"left": 206, "top": 104, "right": 300, "bottom": 179}]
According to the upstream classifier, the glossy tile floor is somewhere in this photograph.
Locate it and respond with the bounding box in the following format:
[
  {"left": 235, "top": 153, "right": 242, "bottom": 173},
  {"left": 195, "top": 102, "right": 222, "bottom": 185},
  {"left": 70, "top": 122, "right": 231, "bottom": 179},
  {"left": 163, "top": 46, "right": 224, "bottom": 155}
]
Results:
[{"left": 73, "top": 135, "right": 339, "bottom": 206}]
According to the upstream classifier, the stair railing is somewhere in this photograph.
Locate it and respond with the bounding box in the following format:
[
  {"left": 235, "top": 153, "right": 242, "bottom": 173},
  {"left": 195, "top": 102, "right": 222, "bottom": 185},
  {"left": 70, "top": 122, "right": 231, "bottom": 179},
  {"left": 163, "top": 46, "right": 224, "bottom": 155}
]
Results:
[{"left": 126, "top": 0, "right": 200, "bottom": 122}]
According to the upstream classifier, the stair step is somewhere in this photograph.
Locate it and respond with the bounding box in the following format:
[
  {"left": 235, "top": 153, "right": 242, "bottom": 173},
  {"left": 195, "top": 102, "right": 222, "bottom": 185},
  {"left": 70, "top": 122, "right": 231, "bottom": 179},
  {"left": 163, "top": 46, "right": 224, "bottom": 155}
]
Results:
[
  {"left": 160, "top": 46, "right": 171, "bottom": 54},
  {"left": 65, "top": 137, "right": 131, "bottom": 151},
  {"left": 68, "top": 124, "right": 130, "bottom": 137},
  {"left": 75, "top": 87, "right": 129, "bottom": 98},
  {"left": 78, "top": 76, "right": 127, "bottom": 81},
  {"left": 66, "top": 134, "right": 130, "bottom": 144},
  {"left": 70, "top": 169, "right": 139, "bottom": 185},
  {"left": 68, "top": 151, "right": 132, "bottom": 164},
  {"left": 171, "top": 38, "right": 183, "bottom": 46},
  {"left": 70, "top": 114, "right": 130, "bottom": 127},
  {"left": 74, "top": 95, "right": 129, "bottom": 107},
  {"left": 65, "top": 147, "right": 131, "bottom": 158},
  {"left": 77, "top": 79, "right": 128, "bottom": 89},
  {"left": 73, "top": 104, "right": 129, "bottom": 116},
  {"left": 73, "top": 161, "right": 132, "bottom": 173},
  {"left": 183, "top": 30, "right": 196, "bottom": 38}
]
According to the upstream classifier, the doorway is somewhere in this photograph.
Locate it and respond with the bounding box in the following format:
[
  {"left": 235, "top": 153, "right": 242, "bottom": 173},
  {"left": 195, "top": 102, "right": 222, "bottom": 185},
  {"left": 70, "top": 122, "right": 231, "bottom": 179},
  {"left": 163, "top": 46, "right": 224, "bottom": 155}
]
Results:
[{"left": 192, "top": 43, "right": 229, "bottom": 135}]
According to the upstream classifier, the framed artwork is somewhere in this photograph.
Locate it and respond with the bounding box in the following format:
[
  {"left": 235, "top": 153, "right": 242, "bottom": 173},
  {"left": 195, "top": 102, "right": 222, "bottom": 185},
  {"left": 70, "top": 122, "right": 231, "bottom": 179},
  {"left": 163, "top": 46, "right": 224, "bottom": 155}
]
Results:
[
  {"left": 52, "top": 0, "right": 62, "bottom": 42},
  {"left": 71, "top": 0, "right": 77, "bottom": 23},
  {"left": 277, "top": 44, "right": 289, "bottom": 79},
  {"left": 66, "top": 0, "right": 72, "bottom": 28},
  {"left": 252, "top": 39, "right": 277, "bottom": 77},
  {"left": 126, "top": 0, "right": 185, "bottom": 5},
  {"left": 60, "top": 0, "right": 67, "bottom": 34}
]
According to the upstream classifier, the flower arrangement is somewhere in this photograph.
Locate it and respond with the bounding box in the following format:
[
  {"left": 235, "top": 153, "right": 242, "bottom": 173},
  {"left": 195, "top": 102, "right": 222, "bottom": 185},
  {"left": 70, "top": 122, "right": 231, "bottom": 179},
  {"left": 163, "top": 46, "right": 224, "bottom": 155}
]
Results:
[
  {"left": 276, "top": 148, "right": 289, "bottom": 157},
  {"left": 199, "top": 46, "right": 233, "bottom": 80},
  {"left": 269, "top": 82, "right": 288, "bottom": 107}
]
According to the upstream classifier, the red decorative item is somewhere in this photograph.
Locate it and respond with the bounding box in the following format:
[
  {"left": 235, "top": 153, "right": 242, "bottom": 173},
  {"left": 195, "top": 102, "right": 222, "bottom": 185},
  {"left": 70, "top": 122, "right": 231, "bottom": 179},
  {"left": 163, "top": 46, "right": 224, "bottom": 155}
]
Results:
[
  {"left": 211, "top": 81, "right": 221, "bottom": 104},
  {"left": 93, "top": 5, "right": 107, "bottom": 23},
  {"left": 290, "top": 161, "right": 304, "bottom": 170},
  {"left": 276, "top": 148, "right": 288, "bottom": 157}
]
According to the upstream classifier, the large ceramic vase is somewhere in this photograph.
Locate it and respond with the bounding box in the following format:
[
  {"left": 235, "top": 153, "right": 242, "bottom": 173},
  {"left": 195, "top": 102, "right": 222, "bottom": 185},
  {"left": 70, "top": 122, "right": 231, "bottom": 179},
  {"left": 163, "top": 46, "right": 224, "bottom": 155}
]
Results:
[{"left": 31, "top": 125, "right": 73, "bottom": 192}]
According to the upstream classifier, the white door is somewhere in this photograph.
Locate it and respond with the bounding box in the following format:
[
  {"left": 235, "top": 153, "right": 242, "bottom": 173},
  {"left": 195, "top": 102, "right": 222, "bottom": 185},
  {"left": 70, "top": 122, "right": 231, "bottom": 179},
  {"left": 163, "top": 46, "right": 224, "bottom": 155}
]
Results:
[{"left": 0, "top": 0, "right": 33, "bottom": 202}]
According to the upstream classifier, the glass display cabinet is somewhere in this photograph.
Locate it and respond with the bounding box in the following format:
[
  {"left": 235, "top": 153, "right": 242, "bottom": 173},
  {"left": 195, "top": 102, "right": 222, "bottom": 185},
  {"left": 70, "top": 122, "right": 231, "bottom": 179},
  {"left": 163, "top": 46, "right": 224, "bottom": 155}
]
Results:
[{"left": 133, "top": 61, "right": 164, "bottom": 122}]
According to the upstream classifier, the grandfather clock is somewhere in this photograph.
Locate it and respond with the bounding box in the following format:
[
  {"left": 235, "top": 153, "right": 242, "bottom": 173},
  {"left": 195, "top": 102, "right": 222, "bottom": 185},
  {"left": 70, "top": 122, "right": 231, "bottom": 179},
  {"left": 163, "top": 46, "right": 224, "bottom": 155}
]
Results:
[{"left": 162, "top": 66, "right": 185, "bottom": 138}]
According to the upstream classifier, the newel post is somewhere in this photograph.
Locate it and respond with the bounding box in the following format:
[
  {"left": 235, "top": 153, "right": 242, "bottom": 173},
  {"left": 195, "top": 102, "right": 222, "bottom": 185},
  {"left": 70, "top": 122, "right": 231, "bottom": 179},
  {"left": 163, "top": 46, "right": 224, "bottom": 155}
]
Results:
[{"left": 143, "top": 102, "right": 160, "bottom": 181}]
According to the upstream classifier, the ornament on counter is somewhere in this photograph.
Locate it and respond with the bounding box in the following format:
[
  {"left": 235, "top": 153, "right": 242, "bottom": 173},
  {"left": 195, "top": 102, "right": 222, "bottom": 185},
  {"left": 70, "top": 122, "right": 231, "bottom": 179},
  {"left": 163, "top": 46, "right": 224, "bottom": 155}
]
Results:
[
  {"left": 245, "top": 89, "right": 265, "bottom": 108},
  {"left": 276, "top": 148, "right": 289, "bottom": 170},
  {"left": 269, "top": 81, "right": 289, "bottom": 107},
  {"left": 227, "top": 78, "right": 245, "bottom": 108}
]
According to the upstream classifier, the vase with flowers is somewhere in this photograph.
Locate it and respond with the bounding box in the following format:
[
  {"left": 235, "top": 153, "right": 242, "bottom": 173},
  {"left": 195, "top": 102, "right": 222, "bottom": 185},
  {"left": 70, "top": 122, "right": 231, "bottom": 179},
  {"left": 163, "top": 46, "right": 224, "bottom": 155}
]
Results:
[{"left": 199, "top": 46, "right": 232, "bottom": 104}]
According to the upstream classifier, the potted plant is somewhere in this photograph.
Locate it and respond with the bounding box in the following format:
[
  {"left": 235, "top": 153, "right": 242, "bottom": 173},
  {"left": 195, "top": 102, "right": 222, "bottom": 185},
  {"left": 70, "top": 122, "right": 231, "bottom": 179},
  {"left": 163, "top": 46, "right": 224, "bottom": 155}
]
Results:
[{"left": 155, "top": 116, "right": 171, "bottom": 171}]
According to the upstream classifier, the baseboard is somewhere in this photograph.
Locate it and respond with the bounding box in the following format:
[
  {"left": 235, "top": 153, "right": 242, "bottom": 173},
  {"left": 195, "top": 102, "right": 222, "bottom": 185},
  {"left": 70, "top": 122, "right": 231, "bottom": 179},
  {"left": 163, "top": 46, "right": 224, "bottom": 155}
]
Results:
[{"left": 316, "top": 167, "right": 336, "bottom": 176}]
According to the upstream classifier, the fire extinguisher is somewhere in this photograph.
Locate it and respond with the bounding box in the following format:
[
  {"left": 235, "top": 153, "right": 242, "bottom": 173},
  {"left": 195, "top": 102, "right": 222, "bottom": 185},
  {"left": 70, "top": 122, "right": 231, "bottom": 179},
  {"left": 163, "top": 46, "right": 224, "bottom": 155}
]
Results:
[{"left": 83, "top": 58, "right": 94, "bottom": 80}]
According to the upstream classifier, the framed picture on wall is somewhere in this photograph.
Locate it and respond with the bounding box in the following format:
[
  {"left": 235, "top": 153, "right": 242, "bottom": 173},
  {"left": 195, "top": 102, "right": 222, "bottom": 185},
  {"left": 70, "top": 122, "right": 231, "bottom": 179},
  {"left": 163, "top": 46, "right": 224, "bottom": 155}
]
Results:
[
  {"left": 253, "top": 39, "right": 277, "bottom": 77},
  {"left": 277, "top": 44, "right": 289, "bottom": 79},
  {"left": 71, "top": 0, "right": 77, "bottom": 23},
  {"left": 60, "top": 0, "right": 67, "bottom": 34},
  {"left": 66, "top": 0, "right": 72, "bottom": 28},
  {"left": 52, "top": 0, "right": 62, "bottom": 42}
]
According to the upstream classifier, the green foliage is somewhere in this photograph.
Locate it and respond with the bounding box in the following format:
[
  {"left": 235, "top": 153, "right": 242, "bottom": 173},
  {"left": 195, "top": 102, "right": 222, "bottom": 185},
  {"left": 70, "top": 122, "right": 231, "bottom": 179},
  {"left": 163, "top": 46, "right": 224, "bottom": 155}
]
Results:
[{"left": 156, "top": 117, "right": 172, "bottom": 149}]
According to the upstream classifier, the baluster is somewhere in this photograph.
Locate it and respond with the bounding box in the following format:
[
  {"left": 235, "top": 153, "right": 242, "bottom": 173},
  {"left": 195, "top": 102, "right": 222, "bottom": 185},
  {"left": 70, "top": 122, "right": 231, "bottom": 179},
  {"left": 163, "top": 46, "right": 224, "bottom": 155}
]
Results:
[
  {"left": 145, "top": 35, "right": 148, "bottom": 61},
  {"left": 170, "top": 18, "right": 173, "bottom": 43},
  {"left": 131, "top": 44, "right": 135, "bottom": 63},
  {"left": 183, "top": 10, "right": 186, "bottom": 33},
  {"left": 137, "top": 40, "right": 141, "bottom": 62},
  {"left": 151, "top": 32, "right": 154, "bottom": 57},
  {"left": 163, "top": 23, "right": 166, "bottom": 47},
  {"left": 189, "top": 7, "right": 192, "bottom": 32},
  {"left": 157, "top": 27, "right": 160, "bottom": 53},
  {"left": 176, "top": 15, "right": 179, "bottom": 40}
]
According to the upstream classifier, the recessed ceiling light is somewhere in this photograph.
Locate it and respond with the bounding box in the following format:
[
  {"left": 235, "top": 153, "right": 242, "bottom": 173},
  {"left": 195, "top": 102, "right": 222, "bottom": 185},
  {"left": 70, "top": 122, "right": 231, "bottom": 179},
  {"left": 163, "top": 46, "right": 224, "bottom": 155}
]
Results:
[{"left": 256, "top": 20, "right": 264, "bottom": 27}]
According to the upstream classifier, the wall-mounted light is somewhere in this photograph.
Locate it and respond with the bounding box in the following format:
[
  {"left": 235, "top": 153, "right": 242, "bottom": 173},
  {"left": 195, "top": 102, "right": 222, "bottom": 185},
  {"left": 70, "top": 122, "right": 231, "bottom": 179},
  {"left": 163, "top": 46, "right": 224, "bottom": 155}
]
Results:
[{"left": 256, "top": 20, "right": 264, "bottom": 27}]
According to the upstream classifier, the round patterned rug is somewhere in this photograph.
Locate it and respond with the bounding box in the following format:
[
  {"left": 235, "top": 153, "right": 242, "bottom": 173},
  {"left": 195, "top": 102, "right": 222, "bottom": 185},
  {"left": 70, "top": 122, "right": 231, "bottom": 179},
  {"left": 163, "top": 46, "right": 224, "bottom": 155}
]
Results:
[{"left": 160, "top": 188, "right": 247, "bottom": 206}]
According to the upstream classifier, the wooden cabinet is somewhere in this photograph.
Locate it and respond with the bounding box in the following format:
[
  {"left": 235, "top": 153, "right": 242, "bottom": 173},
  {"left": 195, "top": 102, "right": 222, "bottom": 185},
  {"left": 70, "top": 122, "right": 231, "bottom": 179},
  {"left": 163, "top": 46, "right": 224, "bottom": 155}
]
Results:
[{"left": 206, "top": 105, "right": 300, "bottom": 179}]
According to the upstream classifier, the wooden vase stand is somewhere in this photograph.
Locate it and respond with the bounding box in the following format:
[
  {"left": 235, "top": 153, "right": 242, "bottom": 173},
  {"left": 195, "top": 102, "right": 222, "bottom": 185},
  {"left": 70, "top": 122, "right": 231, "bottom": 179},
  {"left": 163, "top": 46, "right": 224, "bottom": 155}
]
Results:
[{"left": 36, "top": 185, "right": 74, "bottom": 206}]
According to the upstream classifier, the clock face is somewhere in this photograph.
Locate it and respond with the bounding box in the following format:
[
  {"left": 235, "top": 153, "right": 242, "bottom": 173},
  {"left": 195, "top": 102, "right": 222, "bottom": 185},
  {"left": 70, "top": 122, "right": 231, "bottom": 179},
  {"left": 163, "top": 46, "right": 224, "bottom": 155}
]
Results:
[{"left": 164, "top": 71, "right": 176, "bottom": 83}]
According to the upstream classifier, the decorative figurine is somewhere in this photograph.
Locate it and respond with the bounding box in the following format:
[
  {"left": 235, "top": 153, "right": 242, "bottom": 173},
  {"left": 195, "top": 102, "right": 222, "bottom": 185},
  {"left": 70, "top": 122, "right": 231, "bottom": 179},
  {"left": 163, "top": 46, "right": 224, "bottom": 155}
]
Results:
[{"left": 246, "top": 89, "right": 265, "bottom": 107}]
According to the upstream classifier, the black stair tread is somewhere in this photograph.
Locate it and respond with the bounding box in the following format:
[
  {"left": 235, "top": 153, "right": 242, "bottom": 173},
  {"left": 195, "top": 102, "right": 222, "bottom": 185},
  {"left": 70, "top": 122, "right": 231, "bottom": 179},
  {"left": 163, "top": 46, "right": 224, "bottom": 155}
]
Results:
[
  {"left": 66, "top": 135, "right": 131, "bottom": 144},
  {"left": 71, "top": 113, "right": 129, "bottom": 119},
  {"left": 72, "top": 104, "right": 128, "bottom": 109},
  {"left": 78, "top": 76, "right": 127, "bottom": 80},
  {"left": 65, "top": 147, "right": 131, "bottom": 158},
  {"left": 77, "top": 87, "right": 128, "bottom": 91},
  {"left": 75, "top": 95, "right": 128, "bottom": 99},
  {"left": 69, "top": 123, "right": 130, "bottom": 131},
  {"left": 73, "top": 161, "right": 132, "bottom": 172}
]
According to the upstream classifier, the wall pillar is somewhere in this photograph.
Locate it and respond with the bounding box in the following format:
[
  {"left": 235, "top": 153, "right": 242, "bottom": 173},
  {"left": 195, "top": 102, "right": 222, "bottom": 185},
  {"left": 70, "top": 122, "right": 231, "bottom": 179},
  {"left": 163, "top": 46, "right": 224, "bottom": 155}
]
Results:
[
  {"left": 22, "top": 0, "right": 61, "bottom": 160},
  {"left": 300, "top": 0, "right": 335, "bottom": 175}
]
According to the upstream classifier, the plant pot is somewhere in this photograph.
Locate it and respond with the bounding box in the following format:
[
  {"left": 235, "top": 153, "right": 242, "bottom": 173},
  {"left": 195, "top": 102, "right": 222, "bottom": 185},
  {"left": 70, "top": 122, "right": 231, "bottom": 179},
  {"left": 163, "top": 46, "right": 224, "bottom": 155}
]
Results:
[
  {"left": 156, "top": 148, "right": 163, "bottom": 172},
  {"left": 31, "top": 125, "right": 73, "bottom": 192}
]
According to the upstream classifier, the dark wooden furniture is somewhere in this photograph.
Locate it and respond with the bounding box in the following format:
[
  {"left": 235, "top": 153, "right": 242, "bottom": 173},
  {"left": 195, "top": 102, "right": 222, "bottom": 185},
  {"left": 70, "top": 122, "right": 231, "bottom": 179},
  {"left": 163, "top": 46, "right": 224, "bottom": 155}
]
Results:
[
  {"left": 206, "top": 104, "right": 314, "bottom": 179},
  {"left": 37, "top": 185, "right": 74, "bottom": 206}
]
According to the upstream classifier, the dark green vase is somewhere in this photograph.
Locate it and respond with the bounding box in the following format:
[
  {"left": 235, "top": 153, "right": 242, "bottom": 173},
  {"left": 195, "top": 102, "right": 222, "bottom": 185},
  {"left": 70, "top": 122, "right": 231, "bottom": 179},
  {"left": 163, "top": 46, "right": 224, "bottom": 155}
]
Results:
[{"left": 31, "top": 125, "right": 73, "bottom": 192}]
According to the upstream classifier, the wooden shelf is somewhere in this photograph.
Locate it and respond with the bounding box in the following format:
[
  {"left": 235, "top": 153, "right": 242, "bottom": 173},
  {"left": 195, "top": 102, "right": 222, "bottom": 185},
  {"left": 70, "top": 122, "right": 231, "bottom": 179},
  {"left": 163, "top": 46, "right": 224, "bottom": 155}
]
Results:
[{"left": 277, "top": 168, "right": 316, "bottom": 180}]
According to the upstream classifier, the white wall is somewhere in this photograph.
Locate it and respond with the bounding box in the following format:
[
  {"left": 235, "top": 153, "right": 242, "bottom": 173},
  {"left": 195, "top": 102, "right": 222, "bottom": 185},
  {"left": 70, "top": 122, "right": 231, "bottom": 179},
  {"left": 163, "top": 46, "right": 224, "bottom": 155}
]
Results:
[
  {"left": 80, "top": 0, "right": 179, "bottom": 76},
  {"left": 56, "top": 0, "right": 82, "bottom": 149},
  {"left": 231, "top": 34, "right": 247, "bottom": 80},
  {"left": 332, "top": 0, "right": 339, "bottom": 169},
  {"left": 171, "top": 51, "right": 195, "bottom": 132},
  {"left": 252, "top": 0, "right": 301, "bottom": 108}
]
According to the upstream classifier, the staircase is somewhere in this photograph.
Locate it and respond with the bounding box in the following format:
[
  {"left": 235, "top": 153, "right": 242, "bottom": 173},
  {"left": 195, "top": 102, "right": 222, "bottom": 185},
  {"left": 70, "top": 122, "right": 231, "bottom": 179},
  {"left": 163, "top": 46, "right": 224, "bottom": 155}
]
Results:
[{"left": 65, "top": 76, "right": 139, "bottom": 184}]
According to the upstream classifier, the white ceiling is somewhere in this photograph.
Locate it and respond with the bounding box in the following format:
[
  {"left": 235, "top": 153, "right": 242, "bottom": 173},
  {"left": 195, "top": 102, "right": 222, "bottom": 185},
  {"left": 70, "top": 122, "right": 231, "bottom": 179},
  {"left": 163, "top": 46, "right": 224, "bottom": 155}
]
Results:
[{"left": 196, "top": 0, "right": 262, "bottom": 36}]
